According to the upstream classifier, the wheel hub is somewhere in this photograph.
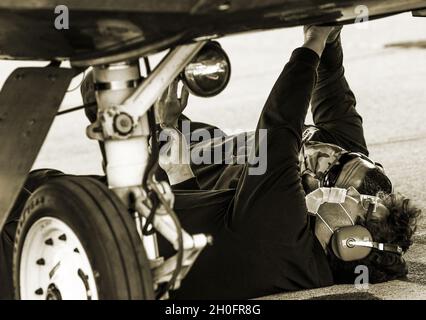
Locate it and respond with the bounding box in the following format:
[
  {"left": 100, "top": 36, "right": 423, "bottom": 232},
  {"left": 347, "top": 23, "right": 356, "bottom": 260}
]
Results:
[{"left": 19, "top": 217, "right": 99, "bottom": 300}]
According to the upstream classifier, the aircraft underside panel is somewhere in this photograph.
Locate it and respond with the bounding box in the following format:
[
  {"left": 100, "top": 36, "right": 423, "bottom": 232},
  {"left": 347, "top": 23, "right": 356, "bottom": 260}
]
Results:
[{"left": 0, "top": 0, "right": 425, "bottom": 64}]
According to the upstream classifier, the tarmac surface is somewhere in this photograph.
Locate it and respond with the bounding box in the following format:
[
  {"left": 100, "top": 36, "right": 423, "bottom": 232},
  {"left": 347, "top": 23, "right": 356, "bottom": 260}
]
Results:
[{"left": 0, "top": 12, "right": 425, "bottom": 300}]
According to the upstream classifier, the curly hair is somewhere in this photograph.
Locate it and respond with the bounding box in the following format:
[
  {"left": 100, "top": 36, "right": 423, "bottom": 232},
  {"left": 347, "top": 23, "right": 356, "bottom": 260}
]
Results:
[{"left": 328, "top": 193, "right": 421, "bottom": 284}]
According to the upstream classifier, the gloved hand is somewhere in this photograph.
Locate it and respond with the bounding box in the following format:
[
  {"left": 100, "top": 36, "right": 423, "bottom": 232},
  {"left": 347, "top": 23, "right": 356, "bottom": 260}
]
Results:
[
  {"left": 155, "top": 79, "right": 189, "bottom": 128},
  {"left": 302, "top": 25, "right": 341, "bottom": 57},
  {"left": 158, "top": 127, "right": 195, "bottom": 185}
]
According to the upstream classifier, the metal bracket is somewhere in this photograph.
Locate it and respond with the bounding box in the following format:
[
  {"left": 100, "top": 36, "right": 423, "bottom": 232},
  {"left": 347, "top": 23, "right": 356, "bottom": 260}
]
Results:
[
  {"left": 134, "top": 181, "right": 212, "bottom": 293},
  {"left": 0, "top": 67, "right": 79, "bottom": 231}
]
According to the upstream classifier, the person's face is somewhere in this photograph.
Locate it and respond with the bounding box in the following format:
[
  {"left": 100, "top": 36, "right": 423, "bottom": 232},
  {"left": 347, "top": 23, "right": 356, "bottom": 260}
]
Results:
[{"left": 314, "top": 191, "right": 390, "bottom": 251}]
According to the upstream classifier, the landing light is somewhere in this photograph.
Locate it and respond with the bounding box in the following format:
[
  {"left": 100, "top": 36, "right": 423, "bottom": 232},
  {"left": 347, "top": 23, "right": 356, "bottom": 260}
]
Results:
[{"left": 181, "top": 41, "right": 231, "bottom": 98}]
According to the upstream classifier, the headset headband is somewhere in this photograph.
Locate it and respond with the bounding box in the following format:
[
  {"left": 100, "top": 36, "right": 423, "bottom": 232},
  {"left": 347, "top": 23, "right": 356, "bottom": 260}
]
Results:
[{"left": 347, "top": 239, "right": 403, "bottom": 255}]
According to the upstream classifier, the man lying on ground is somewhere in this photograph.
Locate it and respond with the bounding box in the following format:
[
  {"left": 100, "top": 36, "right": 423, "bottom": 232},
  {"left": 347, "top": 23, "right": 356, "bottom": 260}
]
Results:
[
  {"left": 0, "top": 26, "right": 420, "bottom": 299},
  {"left": 153, "top": 25, "right": 420, "bottom": 298}
]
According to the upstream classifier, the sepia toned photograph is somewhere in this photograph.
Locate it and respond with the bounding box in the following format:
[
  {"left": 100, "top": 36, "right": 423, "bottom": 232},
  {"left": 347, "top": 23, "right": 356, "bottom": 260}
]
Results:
[{"left": 0, "top": 0, "right": 425, "bottom": 307}]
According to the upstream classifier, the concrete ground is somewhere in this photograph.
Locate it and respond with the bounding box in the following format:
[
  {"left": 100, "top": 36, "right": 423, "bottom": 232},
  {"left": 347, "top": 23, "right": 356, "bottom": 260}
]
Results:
[{"left": 1, "top": 12, "right": 425, "bottom": 299}]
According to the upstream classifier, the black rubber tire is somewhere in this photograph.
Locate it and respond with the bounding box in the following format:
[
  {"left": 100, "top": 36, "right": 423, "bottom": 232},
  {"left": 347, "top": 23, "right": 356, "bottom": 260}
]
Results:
[{"left": 13, "top": 176, "right": 155, "bottom": 300}]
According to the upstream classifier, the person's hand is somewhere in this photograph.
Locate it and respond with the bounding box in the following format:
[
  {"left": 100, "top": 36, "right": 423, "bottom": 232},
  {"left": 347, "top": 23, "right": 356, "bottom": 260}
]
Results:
[
  {"left": 158, "top": 127, "right": 195, "bottom": 185},
  {"left": 155, "top": 79, "right": 189, "bottom": 128},
  {"left": 326, "top": 26, "right": 343, "bottom": 44},
  {"left": 302, "top": 25, "right": 338, "bottom": 57}
]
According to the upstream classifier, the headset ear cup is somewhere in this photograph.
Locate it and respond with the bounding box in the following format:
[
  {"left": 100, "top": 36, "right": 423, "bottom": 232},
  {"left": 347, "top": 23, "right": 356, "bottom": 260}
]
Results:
[{"left": 331, "top": 226, "right": 373, "bottom": 262}]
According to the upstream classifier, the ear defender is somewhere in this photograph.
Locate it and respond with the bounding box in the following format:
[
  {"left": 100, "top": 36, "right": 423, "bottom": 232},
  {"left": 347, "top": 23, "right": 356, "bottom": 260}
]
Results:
[
  {"left": 335, "top": 156, "right": 375, "bottom": 189},
  {"left": 331, "top": 225, "right": 373, "bottom": 261},
  {"left": 331, "top": 225, "right": 403, "bottom": 262}
]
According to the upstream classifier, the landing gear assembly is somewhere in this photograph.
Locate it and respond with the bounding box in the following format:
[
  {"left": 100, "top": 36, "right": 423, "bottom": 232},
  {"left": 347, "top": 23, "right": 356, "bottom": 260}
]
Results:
[{"left": 8, "top": 40, "right": 231, "bottom": 300}]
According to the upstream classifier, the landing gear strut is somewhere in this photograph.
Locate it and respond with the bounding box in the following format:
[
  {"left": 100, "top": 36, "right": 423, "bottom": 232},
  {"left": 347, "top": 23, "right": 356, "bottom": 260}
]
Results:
[{"left": 14, "top": 42, "right": 214, "bottom": 300}]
